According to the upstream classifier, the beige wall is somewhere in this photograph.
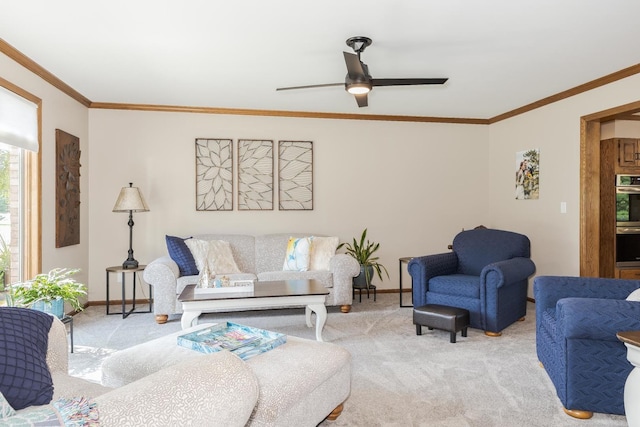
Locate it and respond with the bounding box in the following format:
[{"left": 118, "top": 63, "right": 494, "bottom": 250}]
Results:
[
  {"left": 489, "top": 74, "right": 640, "bottom": 294},
  {"left": 0, "top": 52, "right": 90, "bottom": 287},
  {"left": 87, "top": 110, "right": 490, "bottom": 300}
]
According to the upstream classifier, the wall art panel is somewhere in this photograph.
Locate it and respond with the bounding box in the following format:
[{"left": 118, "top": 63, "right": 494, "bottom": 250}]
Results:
[
  {"left": 196, "top": 138, "right": 233, "bottom": 211},
  {"left": 238, "top": 139, "right": 273, "bottom": 210},
  {"left": 278, "top": 140, "right": 313, "bottom": 210}
]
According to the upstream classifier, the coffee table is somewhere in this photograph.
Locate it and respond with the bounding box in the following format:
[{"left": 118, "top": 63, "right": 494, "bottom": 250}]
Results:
[{"left": 178, "top": 279, "right": 330, "bottom": 341}]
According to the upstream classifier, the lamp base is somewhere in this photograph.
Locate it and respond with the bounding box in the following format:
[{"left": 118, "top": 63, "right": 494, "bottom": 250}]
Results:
[{"left": 122, "top": 259, "right": 139, "bottom": 269}]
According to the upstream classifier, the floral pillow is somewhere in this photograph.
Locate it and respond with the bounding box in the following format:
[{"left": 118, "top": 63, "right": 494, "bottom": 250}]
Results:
[{"left": 282, "top": 237, "right": 312, "bottom": 271}]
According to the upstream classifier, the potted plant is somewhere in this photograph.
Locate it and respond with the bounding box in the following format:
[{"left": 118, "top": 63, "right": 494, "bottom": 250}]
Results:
[
  {"left": 339, "top": 228, "right": 389, "bottom": 287},
  {"left": 11, "top": 268, "right": 87, "bottom": 318}
]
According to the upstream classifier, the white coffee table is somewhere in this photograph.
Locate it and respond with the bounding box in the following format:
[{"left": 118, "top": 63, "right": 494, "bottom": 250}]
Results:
[{"left": 178, "top": 279, "right": 329, "bottom": 341}]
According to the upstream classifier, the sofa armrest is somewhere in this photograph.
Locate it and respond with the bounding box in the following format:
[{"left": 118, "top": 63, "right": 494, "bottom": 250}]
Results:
[
  {"left": 46, "top": 317, "right": 69, "bottom": 374},
  {"left": 558, "top": 297, "right": 640, "bottom": 341},
  {"left": 408, "top": 253, "right": 458, "bottom": 307},
  {"left": 329, "top": 254, "right": 360, "bottom": 306},
  {"left": 96, "top": 351, "right": 259, "bottom": 427},
  {"left": 534, "top": 276, "right": 640, "bottom": 312},
  {"left": 481, "top": 257, "right": 536, "bottom": 289},
  {"left": 143, "top": 256, "right": 180, "bottom": 318}
]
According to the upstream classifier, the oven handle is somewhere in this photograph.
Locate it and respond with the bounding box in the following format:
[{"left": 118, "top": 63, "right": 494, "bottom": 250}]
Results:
[
  {"left": 617, "top": 227, "right": 640, "bottom": 234},
  {"left": 617, "top": 186, "right": 640, "bottom": 193}
]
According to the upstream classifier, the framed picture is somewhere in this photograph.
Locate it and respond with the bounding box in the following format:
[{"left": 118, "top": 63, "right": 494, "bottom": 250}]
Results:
[
  {"left": 515, "top": 148, "right": 540, "bottom": 200},
  {"left": 238, "top": 139, "right": 273, "bottom": 210},
  {"left": 278, "top": 140, "right": 313, "bottom": 210},
  {"left": 196, "top": 138, "right": 233, "bottom": 211},
  {"left": 55, "top": 129, "right": 81, "bottom": 247}
]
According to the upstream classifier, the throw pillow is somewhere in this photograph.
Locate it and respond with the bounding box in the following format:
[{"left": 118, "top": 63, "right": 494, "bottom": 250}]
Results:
[
  {"left": 185, "top": 239, "right": 241, "bottom": 275},
  {"left": 282, "top": 237, "right": 312, "bottom": 271},
  {"left": 309, "top": 236, "right": 339, "bottom": 271},
  {"left": 627, "top": 288, "right": 640, "bottom": 301},
  {"left": 0, "top": 307, "right": 54, "bottom": 410},
  {"left": 166, "top": 235, "right": 199, "bottom": 276},
  {"left": 0, "top": 396, "right": 99, "bottom": 426}
]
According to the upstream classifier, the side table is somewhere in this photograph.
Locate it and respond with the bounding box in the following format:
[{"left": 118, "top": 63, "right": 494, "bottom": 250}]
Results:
[
  {"left": 106, "top": 265, "right": 152, "bottom": 319},
  {"left": 399, "top": 257, "right": 414, "bottom": 307},
  {"left": 617, "top": 330, "right": 640, "bottom": 427}
]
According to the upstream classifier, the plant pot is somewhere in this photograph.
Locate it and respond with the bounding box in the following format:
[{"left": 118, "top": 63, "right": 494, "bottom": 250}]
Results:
[
  {"left": 353, "top": 265, "right": 374, "bottom": 288},
  {"left": 32, "top": 298, "right": 64, "bottom": 319}
]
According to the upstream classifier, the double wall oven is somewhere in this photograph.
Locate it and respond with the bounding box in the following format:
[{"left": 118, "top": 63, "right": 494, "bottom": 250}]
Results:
[{"left": 616, "top": 175, "right": 640, "bottom": 266}]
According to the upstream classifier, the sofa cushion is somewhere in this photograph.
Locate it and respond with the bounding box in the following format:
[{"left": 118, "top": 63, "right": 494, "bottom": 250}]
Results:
[
  {"left": 165, "top": 235, "right": 199, "bottom": 276},
  {"left": 0, "top": 308, "right": 54, "bottom": 410},
  {"left": 430, "top": 274, "right": 480, "bottom": 299},
  {"left": 282, "top": 237, "right": 311, "bottom": 271},
  {"left": 309, "top": 236, "right": 339, "bottom": 271},
  {"left": 185, "top": 239, "right": 241, "bottom": 275},
  {"left": 257, "top": 270, "right": 333, "bottom": 288}
]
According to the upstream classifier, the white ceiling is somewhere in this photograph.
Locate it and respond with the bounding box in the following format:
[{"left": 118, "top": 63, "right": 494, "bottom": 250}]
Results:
[{"left": 2, "top": 0, "right": 640, "bottom": 119}]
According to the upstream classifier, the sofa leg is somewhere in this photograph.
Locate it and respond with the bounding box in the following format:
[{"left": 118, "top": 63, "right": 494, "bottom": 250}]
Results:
[
  {"left": 563, "top": 408, "right": 593, "bottom": 419},
  {"left": 484, "top": 331, "right": 502, "bottom": 337},
  {"left": 340, "top": 305, "right": 351, "bottom": 313},
  {"left": 519, "top": 317, "right": 526, "bottom": 321},
  {"left": 326, "top": 403, "right": 344, "bottom": 421},
  {"left": 155, "top": 315, "right": 168, "bottom": 324}
]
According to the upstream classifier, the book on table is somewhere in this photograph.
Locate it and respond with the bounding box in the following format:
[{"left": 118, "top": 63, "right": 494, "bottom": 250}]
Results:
[{"left": 177, "top": 322, "right": 287, "bottom": 360}]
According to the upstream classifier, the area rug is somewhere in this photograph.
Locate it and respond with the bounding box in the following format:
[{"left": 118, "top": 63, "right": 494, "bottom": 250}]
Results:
[{"left": 67, "top": 293, "right": 628, "bottom": 426}]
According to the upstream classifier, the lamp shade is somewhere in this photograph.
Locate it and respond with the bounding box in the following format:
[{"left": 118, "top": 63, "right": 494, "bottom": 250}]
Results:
[{"left": 112, "top": 183, "right": 149, "bottom": 213}]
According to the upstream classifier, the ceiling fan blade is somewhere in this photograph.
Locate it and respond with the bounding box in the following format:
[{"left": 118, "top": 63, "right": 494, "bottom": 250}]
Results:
[
  {"left": 355, "top": 93, "right": 368, "bottom": 108},
  {"left": 343, "top": 52, "right": 366, "bottom": 79},
  {"left": 276, "top": 83, "right": 343, "bottom": 91},
  {"left": 371, "top": 78, "right": 448, "bottom": 87}
]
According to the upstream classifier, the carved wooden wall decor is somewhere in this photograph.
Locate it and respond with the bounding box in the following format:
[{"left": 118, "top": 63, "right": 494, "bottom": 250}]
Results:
[{"left": 55, "top": 129, "right": 81, "bottom": 247}]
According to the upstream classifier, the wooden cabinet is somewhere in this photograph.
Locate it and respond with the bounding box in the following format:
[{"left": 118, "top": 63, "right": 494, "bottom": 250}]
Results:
[
  {"left": 617, "top": 269, "right": 640, "bottom": 280},
  {"left": 618, "top": 138, "right": 640, "bottom": 168}
]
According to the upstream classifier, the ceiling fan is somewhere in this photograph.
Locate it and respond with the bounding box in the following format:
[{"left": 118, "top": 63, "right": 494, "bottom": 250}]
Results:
[{"left": 276, "top": 36, "right": 449, "bottom": 108}]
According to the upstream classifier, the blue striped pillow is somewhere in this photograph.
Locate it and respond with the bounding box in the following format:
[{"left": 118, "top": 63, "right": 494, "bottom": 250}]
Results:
[{"left": 166, "top": 235, "right": 199, "bottom": 276}]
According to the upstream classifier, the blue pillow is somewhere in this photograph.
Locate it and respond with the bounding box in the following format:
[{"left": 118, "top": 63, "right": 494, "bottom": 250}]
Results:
[
  {"left": 166, "top": 235, "right": 199, "bottom": 276},
  {"left": 0, "top": 307, "right": 54, "bottom": 410}
]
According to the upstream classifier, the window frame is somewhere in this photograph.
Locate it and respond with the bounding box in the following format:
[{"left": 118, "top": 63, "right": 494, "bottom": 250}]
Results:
[{"left": 0, "top": 76, "right": 41, "bottom": 280}]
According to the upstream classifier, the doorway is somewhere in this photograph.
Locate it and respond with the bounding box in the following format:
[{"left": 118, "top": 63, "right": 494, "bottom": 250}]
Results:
[{"left": 580, "top": 101, "right": 640, "bottom": 276}]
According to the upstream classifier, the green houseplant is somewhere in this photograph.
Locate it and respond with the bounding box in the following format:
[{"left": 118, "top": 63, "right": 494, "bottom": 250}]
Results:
[
  {"left": 339, "top": 228, "right": 389, "bottom": 287},
  {"left": 11, "top": 268, "right": 87, "bottom": 318}
]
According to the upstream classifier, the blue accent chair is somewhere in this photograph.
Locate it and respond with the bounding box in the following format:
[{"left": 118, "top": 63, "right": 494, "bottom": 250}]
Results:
[
  {"left": 408, "top": 228, "right": 535, "bottom": 335},
  {"left": 534, "top": 275, "right": 640, "bottom": 418}
]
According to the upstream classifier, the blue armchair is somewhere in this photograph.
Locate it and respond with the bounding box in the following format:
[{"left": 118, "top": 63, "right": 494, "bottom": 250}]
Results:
[
  {"left": 408, "top": 228, "right": 535, "bottom": 335},
  {"left": 534, "top": 276, "right": 640, "bottom": 418}
]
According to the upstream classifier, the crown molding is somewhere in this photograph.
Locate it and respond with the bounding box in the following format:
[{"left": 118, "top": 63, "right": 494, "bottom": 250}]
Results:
[
  {"left": 2, "top": 37, "right": 639, "bottom": 124},
  {"left": 0, "top": 38, "right": 91, "bottom": 107},
  {"left": 89, "top": 102, "right": 490, "bottom": 124}
]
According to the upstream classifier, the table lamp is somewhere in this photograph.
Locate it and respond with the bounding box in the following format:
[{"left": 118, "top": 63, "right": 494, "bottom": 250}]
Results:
[{"left": 112, "top": 182, "right": 149, "bottom": 269}]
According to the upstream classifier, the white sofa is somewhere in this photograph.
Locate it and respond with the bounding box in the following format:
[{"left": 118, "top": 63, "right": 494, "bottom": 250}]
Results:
[
  {"left": 10, "top": 317, "right": 260, "bottom": 426},
  {"left": 144, "top": 233, "right": 360, "bottom": 324}
]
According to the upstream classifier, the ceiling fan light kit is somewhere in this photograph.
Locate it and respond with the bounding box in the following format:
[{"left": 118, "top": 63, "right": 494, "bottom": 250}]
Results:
[{"left": 277, "top": 36, "right": 449, "bottom": 108}]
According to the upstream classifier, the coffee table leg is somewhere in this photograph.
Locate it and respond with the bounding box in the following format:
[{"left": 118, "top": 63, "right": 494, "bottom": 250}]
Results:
[
  {"left": 181, "top": 309, "right": 202, "bottom": 329},
  {"left": 305, "top": 306, "right": 313, "bottom": 328},
  {"left": 307, "top": 303, "right": 327, "bottom": 342}
]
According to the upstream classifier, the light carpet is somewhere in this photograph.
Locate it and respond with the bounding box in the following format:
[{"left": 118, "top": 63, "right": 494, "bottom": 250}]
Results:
[{"left": 67, "top": 293, "right": 628, "bottom": 426}]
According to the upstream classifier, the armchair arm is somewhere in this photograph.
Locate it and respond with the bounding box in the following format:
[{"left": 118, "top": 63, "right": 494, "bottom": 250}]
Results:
[
  {"left": 143, "top": 256, "right": 180, "bottom": 317},
  {"left": 408, "top": 252, "right": 458, "bottom": 307},
  {"left": 96, "top": 351, "right": 259, "bottom": 427},
  {"left": 329, "top": 254, "right": 360, "bottom": 306},
  {"left": 533, "top": 276, "right": 640, "bottom": 313},
  {"left": 558, "top": 297, "right": 640, "bottom": 341},
  {"left": 481, "top": 257, "right": 536, "bottom": 289}
]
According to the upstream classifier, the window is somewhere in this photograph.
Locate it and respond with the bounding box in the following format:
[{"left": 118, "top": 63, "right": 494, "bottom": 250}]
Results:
[{"left": 0, "top": 80, "right": 41, "bottom": 288}]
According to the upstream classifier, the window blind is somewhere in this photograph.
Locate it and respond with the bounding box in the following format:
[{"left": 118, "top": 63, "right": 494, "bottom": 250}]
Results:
[{"left": 0, "top": 85, "right": 38, "bottom": 152}]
